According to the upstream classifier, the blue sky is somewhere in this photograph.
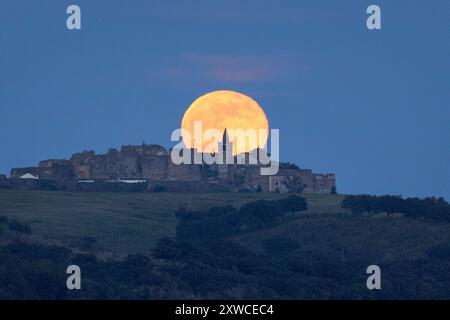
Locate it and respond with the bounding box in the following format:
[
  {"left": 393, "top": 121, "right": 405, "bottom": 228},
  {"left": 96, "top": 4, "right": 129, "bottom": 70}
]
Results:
[{"left": 0, "top": 0, "right": 449, "bottom": 199}]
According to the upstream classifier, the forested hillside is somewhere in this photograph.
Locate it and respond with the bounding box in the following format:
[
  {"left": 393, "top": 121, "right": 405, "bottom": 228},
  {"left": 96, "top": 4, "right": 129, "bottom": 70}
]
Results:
[{"left": 1, "top": 191, "right": 450, "bottom": 299}]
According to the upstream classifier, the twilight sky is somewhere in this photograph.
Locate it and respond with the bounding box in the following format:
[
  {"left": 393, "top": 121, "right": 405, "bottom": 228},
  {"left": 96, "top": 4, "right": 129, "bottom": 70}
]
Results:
[{"left": 0, "top": 0, "right": 449, "bottom": 199}]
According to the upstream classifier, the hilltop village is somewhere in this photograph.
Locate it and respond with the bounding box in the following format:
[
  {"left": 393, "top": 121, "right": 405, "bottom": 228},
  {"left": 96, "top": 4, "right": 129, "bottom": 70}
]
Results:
[{"left": 2, "top": 135, "right": 336, "bottom": 193}]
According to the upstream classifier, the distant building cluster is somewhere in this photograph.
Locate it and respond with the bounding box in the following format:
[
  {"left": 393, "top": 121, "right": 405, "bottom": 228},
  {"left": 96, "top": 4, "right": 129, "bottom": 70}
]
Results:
[{"left": 6, "top": 135, "right": 336, "bottom": 193}]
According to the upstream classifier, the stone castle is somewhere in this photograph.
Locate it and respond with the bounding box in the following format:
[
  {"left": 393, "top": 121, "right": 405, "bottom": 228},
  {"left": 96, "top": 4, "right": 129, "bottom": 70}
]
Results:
[{"left": 8, "top": 132, "right": 336, "bottom": 193}]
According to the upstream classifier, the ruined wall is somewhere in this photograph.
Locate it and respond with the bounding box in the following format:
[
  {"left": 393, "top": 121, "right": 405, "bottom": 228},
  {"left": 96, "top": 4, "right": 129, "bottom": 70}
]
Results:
[
  {"left": 39, "top": 159, "right": 70, "bottom": 168},
  {"left": 36, "top": 159, "right": 74, "bottom": 180},
  {"left": 232, "top": 165, "right": 268, "bottom": 191},
  {"left": 10, "top": 167, "right": 42, "bottom": 178},
  {"left": 167, "top": 161, "right": 202, "bottom": 181},
  {"left": 39, "top": 163, "right": 75, "bottom": 180},
  {"left": 69, "top": 145, "right": 171, "bottom": 180},
  {"left": 298, "top": 169, "right": 315, "bottom": 193},
  {"left": 11, "top": 162, "right": 75, "bottom": 180},
  {"left": 268, "top": 176, "right": 290, "bottom": 192},
  {"left": 8, "top": 144, "right": 336, "bottom": 193},
  {"left": 167, "top": 149, "right": 202, "bottom": 181},
  {"left": 313, "top": 174, "right": 336, "bottom": 194},
  {"left": 71, "top": 151, "right": 96, "bottom": 179},
  {"left": 141, "top": 154, "right": 168, "bottom": 180}
]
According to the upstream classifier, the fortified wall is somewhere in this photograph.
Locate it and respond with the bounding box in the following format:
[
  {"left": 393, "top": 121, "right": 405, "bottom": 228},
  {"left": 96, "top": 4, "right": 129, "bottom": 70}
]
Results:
[{"left": 9, "top": 143, "right": 336, "bottom": 194}]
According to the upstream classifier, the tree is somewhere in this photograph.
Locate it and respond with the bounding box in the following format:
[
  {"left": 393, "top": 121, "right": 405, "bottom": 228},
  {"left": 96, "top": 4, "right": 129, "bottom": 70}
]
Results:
[
  {"left": 278, "top": 195, "right": 308, "bottom": 214},
  {"left": 240, "top": 200, "right": 284, "bottom": 224},
  {"left": 331, "top": 186, "right": 337, "bottom": 194},
  {"left": 78, "top": 236, "right": 96, "bottom": 250},
  {"left": 7, "top": 219, "right": 32, "bottom": 238},
  {"left": 0, "top": 216, "right": 7, "bottom": 236}
]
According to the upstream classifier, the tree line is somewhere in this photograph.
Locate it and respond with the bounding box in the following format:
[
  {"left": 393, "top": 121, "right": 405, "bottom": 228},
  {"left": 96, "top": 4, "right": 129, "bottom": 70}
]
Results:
[{"left": 342, "top": 194, "right": 450, "bottom": 221}]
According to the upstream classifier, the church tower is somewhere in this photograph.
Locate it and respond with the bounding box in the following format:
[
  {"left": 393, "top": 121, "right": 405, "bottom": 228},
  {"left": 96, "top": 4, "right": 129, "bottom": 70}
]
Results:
[
  {"left": 218, "top": 129, "right": 233, "bottom": 179},
  {"left": 221, "top": 129, "right": 232, "bottom": 152},
  {"left": 218, "top": 129, "right": 233, "bottom": 163}
]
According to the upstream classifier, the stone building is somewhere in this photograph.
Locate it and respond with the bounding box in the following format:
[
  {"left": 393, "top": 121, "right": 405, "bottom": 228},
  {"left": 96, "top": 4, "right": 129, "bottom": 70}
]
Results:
[{"left": 10, "top": 133, "right": 336, "bottom": 194}]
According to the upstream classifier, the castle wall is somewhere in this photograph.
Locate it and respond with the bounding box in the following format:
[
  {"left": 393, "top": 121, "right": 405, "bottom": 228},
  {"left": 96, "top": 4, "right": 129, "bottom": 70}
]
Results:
[
  {"left": 167, "top": 161, "right": 202, "bottom": 181},
  {"left": 8, "top": 144, "right": 336, "bottom": 193},
  {"left": 10, "top": 167, "right": 42, "bottom": 178},
  {"left": 313, "top": 174, "right": 336, "bottom": 194},
  {"left": 71, "top": 151, "right": 96, "bottom": 179},
  {"left": 39, "top": 159, "right": 71, "bottom": 168},
  {"left": 236, "top": 165, "right": 268, "bottom": 191},
  {"left": 39, "top": 164, "right": 75, "bottom": 180},
  {"left": 141, "top": 154, "right": 169, "bottom": 180},
  {"left": 299, "top": 169, "right": 315, "bottom": 193},
  {"left": 250, "top": 176, "right": 270, "bottom": 192}
]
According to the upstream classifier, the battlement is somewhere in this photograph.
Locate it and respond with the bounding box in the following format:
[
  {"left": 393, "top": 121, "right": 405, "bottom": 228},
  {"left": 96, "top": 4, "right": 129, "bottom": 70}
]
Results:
[
  {"left": 120, "top": 144, "right": 168, "bottom": 156},
  {"left": 313, "top": 173, "right": 336, "bottom": 194},
  {"left": 39, "top": 159, "right": 72, "bottom": 168},
  {"left": 314, "top": 173, "right": 336, "bottom": 179}
]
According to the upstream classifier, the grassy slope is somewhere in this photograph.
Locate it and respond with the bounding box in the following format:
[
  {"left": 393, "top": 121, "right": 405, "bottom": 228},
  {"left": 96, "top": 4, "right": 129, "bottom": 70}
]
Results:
[
  {"left": 1, "top": 189, "right": 449, "bottom": 269},
  {"left": 234, "top": 211, "right": 450, "bottom": 269},
  {"left": 0, "top": 190, "right": 343, "bottom": 256}
]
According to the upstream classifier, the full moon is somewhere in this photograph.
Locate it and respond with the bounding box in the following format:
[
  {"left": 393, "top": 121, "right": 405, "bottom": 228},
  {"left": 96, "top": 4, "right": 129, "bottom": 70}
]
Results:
[{"left": 181, "top": 90, "right": 269, "bottom": 155}]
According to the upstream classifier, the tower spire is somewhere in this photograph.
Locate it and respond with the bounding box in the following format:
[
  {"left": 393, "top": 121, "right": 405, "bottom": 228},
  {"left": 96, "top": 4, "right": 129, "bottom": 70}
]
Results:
[
  {"left": 222, "top": 128, "right": 230, "bottom": 143},
  {"left": 222, "top": 128, "right": 231, "bottom": 152}
]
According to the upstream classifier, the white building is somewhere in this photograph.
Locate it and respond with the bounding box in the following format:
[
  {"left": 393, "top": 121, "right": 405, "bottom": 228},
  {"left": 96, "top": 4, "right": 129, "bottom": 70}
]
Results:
[{"left": 19, "top": 173, "right": 39, "bottom": 180}]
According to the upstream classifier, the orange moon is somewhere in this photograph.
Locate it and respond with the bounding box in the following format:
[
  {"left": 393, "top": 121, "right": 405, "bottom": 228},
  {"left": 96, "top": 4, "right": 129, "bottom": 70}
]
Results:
[{"left": 181, "top": 90, "right": 269, "bottom": 155}]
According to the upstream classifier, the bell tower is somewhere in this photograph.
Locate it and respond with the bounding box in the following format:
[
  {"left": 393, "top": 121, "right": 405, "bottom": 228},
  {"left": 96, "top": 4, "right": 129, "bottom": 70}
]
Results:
[
  {"left": 218, "top": 129, "right": 233, "bottom": 179},
  {"left": 220, "top": 129, "right": 232, "bottom": 153}
]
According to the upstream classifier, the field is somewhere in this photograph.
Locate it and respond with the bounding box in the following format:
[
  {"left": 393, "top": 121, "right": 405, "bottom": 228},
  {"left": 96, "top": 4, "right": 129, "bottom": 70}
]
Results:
[{"left": 0, "top": 190, "right": 344, "bottom": 256}]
